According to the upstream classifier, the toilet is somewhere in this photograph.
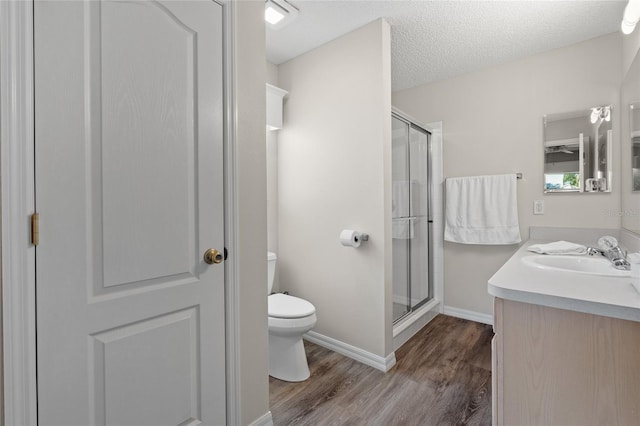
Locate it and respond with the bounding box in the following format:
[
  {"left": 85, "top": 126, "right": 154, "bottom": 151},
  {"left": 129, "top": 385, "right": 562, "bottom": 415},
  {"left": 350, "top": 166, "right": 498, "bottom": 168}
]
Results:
[{"left": 268, "top": 251, "right": 317, "bottom": 382}]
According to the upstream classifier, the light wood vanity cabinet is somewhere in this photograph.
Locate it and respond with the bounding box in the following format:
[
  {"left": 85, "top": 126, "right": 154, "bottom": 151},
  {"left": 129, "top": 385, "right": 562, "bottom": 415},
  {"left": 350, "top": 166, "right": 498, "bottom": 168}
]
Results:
[{"left": 492, "top": 297, "right": 640, "bottom": 426}]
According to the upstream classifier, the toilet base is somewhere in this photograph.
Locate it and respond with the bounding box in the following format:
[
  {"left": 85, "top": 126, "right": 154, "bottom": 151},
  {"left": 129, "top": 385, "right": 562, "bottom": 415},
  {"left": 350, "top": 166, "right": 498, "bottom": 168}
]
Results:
[
  {"left": 269, "top": 333, "right": 310, "bottom": 382},
  {"left": 268, "top": 313, "right": 316, "bottom": 382}
]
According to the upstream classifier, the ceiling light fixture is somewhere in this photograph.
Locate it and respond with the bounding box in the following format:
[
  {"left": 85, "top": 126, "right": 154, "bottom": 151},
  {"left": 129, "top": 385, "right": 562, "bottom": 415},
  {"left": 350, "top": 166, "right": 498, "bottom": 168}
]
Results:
[
  {"left": 265, "top": 0, "right": 299, "bottom": 30},
  {"left": 621, "top": 0, "right": 640, "bottom": 35}
]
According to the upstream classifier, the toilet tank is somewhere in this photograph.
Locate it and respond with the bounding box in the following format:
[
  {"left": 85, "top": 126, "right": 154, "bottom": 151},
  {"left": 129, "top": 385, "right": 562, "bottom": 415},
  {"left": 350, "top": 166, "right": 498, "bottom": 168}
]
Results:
[{"left": 267, "top": 252, "right": 277, "bottom": 294}]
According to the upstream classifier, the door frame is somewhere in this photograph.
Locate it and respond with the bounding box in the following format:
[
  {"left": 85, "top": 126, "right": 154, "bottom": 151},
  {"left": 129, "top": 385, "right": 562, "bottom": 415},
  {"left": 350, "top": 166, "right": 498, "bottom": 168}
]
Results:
[{"left": 0, "top": 1, "right": 241, "bottom": 424}]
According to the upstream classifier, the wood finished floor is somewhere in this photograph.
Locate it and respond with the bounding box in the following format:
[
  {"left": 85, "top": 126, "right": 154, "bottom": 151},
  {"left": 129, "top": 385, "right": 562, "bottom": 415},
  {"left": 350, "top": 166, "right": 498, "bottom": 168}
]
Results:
[{"left": 269, "top": 314, "right": 493, "bottom": 426}]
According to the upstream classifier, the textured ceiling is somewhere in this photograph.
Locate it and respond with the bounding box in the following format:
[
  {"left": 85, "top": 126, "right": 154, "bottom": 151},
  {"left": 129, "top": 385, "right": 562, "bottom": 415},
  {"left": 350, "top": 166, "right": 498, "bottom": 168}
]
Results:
[{"left": 265, "top": 0, "right": 627, "bottom": 91}]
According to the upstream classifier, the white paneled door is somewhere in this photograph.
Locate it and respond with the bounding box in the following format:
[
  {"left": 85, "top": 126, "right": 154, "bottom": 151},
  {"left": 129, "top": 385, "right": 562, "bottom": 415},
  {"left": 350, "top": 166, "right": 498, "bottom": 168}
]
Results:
[{"left": 34, "top": 1, "right": 225, "bottom": 424}]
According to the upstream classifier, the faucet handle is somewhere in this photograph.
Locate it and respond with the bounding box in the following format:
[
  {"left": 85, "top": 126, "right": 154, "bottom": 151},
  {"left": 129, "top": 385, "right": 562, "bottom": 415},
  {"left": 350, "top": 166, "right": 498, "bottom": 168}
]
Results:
[
  {"left": 587, "top": 247, "right": 605, "bottom": 256},
  {"left": 597, "top": 236, "right": 619, "bottom": 251}
]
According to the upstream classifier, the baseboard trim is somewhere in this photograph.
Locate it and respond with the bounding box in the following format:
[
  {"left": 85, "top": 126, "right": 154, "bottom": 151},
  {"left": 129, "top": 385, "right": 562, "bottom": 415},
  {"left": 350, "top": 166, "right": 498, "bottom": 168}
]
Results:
[
  {"left": 248, "top": 411, "right": 274, "bottom": 426},
  {"left": 304, "top": 331, "right": 396, "bottom": 372},
  {"left": 443, "top": 305, "right": 493, "bottom": 325}
]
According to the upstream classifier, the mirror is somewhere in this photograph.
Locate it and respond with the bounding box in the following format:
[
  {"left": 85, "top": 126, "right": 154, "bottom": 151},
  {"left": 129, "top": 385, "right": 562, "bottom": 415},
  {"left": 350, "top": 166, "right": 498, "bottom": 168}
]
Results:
[
  {"left": 543, "top": 106, "right": 612, "bottom": 193},
  {"left": 632, "top": 103, "right": 640, "bottom": 191},
  {"left": 621, "top": 47, "right": 640, "bottom": 235}
]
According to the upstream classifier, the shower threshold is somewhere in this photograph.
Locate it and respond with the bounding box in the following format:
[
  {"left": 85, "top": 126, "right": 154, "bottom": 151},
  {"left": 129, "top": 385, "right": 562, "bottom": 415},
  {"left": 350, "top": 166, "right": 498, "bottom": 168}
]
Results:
[{"left": 392, "top": 299, "right": 441, "bottom": 351}]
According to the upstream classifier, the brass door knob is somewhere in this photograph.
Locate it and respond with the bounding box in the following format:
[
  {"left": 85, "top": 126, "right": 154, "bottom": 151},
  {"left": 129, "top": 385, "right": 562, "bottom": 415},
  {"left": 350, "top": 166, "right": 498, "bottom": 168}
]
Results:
[{"left": 204, "top": 248, "right": 223, "bottom": 265}]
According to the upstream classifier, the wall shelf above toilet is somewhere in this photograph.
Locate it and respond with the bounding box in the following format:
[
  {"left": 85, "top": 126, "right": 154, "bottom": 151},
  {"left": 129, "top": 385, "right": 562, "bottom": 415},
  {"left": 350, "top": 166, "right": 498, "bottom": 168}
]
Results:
[{"left": 266, "top": 83, "right": 288, "bottom": 131}]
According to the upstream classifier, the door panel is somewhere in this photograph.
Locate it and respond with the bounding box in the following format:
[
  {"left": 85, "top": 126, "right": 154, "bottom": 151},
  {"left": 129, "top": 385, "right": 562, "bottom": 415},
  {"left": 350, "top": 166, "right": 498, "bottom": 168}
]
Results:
[
  {"left": 90, "top": 308, "right": 199, "bottom": 426},
  {"left": 100, "top": 0, "right": 197, "bottom": 287},
  {"left": 34, "top": 1, "right": 225, "bottom": 424}
]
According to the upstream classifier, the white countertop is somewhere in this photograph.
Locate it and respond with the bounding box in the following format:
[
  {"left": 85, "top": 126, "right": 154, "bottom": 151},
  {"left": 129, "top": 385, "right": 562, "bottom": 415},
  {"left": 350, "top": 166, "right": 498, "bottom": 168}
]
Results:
[{"left": 488, "top": 240, "right": 640, "bottom": 322}]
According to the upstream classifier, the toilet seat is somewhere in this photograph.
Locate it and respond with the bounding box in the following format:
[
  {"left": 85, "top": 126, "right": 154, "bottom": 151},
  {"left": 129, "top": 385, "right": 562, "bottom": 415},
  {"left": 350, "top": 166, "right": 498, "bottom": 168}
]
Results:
[{"left": 268, "top": 293, "right": 315, "bottom": 318}]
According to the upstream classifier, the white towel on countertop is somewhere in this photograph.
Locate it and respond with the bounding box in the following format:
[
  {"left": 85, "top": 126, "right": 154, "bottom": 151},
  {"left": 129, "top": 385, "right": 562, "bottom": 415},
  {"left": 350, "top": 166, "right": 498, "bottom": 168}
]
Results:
[
  {"left": 444, "top": 174, "right": 521, "bottom": 245},
  {"left": 527, "top": 241, "right": 587, "bottom": 255}
]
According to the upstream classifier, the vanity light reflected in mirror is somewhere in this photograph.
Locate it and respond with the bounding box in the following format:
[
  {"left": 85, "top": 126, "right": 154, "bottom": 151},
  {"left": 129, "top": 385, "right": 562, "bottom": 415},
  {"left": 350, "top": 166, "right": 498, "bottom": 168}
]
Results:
[
  {"left": 543, "top": 105, "right": 613, "bottom": 193},
  {"left": 631, "top": 103, "right": 640, "bottom": 191}
]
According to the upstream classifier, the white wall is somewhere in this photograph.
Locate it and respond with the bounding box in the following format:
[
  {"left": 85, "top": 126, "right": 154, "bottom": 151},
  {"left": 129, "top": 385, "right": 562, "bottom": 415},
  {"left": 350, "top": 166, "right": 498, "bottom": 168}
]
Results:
[
  {"left": 266, "top": 62, "right": 280, "bottom": 290},
  {"left": 277, "top": 19, "right": 393, "bottom": 357},
  {"left": 393, "top": 33, "right": 623, "bottom": 317},
  {"left": 235, "top": 2, "right": 270, "bottom": 424}
]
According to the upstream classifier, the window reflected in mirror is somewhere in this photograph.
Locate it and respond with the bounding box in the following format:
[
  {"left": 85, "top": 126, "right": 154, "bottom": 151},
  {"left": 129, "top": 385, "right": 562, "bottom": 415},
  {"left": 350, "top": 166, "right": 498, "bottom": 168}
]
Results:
[{"left": 543, "top": 106, "right": 612, "bottom": 193}]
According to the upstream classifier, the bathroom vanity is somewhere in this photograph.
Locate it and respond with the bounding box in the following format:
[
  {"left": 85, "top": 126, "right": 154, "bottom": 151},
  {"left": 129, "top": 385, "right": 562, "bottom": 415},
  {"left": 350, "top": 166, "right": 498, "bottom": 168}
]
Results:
[{"left": 488, "top": 241, "right": 640, "bottom": 426}]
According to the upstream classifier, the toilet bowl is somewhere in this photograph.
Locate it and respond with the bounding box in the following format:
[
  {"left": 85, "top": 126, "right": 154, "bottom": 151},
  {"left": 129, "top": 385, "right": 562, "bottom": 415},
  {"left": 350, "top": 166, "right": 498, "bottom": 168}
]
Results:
[{"left": 267, "top": 252, "right": 316, "bottom": 382}]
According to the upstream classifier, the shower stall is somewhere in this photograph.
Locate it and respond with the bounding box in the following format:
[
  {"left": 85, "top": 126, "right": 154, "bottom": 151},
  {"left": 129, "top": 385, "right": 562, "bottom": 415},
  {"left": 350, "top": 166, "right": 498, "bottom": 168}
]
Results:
[{"left": 391, "top": 109, "right": 433, "bottom": 323}]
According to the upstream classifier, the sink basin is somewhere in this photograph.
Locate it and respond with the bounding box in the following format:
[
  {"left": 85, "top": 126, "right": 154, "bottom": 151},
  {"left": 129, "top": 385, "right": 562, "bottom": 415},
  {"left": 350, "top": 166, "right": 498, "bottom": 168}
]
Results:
[{"left": 521, "top": 255, "right": 631, "bottom": 277}]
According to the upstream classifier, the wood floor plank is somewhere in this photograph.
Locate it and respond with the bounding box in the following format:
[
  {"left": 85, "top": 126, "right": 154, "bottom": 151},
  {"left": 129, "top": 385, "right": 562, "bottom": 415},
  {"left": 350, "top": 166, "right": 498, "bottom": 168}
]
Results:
[{"left": 269, "top": 314, "right": 494, "bottom": 425}]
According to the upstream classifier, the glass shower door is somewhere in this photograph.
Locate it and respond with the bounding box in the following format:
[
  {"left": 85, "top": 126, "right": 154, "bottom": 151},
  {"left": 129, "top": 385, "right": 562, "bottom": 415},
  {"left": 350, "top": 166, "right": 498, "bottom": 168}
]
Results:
[
  {"left": 392, "top": 113, "right": 431, "bottom": 324},
  {"left": 409, "top": 124, "right": 430, "bottom": 311},
  {"left": 392, "top": 115, "right": 410, "bottom": 322}
]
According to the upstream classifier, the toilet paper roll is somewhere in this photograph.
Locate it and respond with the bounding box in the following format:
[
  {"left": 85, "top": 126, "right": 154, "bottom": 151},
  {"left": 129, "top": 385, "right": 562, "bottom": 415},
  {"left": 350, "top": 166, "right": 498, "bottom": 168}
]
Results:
[{"left": 340, "top": 229, "right": 362, "bottom": 248}]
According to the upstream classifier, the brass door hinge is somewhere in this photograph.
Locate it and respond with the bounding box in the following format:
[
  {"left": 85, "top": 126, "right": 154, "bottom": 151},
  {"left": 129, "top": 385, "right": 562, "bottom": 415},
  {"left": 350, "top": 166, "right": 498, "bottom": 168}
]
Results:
[{"left": 31, "top": 212, "right": 39, "bottom": 246}]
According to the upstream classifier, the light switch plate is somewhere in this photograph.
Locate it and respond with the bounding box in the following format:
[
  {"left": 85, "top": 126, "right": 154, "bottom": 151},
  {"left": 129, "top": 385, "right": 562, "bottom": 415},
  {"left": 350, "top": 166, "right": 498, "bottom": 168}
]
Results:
[{"left": 534, "top": 200, "right": 544, "bottom": 215}]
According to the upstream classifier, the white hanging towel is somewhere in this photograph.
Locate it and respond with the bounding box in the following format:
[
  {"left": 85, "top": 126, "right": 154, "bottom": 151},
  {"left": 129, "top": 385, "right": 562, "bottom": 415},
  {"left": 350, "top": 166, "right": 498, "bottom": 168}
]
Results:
[
  {"left": 445, "top": 174, "right": 521, "bottom": 245},
  {"left": 392, "top": 218, "right": 414, "bottom": 239},
  {"left": 392, "top": 181, "right": 411, "bottom": 218}
]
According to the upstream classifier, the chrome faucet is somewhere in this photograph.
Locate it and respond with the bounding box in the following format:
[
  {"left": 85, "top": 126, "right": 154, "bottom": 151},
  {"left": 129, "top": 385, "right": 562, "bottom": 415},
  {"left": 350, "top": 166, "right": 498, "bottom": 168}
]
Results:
[{"left": 587, "top": 236, "right": 631, "bottom": 271}]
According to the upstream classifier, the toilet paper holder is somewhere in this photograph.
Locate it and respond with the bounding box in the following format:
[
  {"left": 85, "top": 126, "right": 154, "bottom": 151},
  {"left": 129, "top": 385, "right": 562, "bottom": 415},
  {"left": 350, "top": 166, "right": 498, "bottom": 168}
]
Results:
[{"left": 340, "top": 229, "right": 370, "bottom": 248}]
